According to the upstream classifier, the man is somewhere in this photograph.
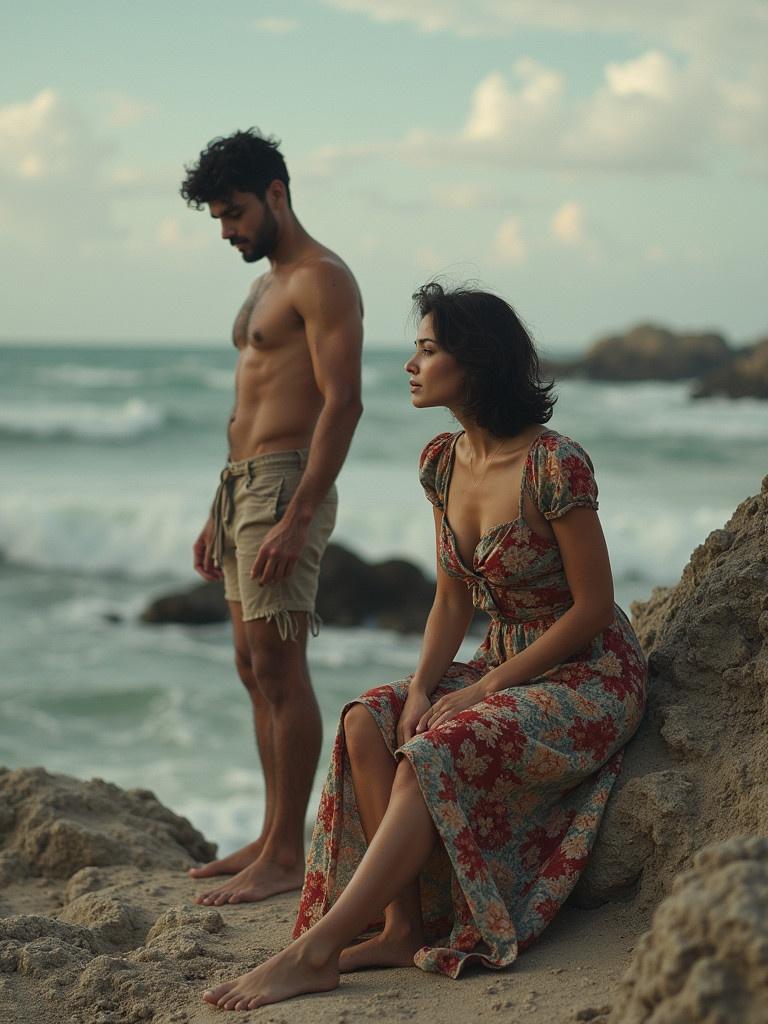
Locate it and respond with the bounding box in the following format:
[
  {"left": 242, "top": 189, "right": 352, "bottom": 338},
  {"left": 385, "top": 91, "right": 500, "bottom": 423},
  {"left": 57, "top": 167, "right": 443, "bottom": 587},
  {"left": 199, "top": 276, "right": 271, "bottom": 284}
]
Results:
[{"left": 180, "top": 129, "right": 363, "bottom": 905}]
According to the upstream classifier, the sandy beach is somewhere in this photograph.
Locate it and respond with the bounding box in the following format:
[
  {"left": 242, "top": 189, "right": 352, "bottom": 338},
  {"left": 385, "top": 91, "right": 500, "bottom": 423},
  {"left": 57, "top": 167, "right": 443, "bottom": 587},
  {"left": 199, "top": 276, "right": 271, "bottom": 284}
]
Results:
[{"left": 1, "top": 842, "right": 644, "bottom": 1024}]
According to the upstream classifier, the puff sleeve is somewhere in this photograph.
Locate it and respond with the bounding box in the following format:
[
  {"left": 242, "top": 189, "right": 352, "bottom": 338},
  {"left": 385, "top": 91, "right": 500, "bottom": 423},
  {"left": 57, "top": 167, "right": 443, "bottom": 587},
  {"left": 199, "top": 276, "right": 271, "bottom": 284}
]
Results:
[
  {"left": 417, "top": 432, "right": 454, "bottom": 509},
  {"left": 529, "top": 434, "right": 599, "bottom": 521}
]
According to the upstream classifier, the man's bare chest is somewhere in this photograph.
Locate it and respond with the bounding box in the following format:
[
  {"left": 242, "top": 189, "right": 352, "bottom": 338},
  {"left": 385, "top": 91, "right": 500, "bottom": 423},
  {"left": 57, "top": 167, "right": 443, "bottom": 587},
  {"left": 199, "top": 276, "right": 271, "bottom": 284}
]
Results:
[{"left": 232, "top": 277, "right": 302, "bottom": 350}]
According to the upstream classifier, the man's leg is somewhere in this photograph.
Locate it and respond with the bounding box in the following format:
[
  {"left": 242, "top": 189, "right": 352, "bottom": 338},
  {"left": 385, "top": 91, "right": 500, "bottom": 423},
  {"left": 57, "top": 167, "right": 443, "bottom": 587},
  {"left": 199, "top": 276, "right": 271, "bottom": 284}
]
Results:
[
  {"left": 189, "top": 600, "right": 276, "bottom": 879},
  {"left": 197, "top": 613, "right": 321, "bottom": 905}
]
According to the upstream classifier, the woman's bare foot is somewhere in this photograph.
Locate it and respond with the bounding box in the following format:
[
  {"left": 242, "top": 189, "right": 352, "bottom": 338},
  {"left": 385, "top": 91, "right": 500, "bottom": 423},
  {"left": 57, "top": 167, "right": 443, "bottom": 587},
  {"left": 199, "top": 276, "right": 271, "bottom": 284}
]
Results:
[
  {"left": 202, "top": 941, "right": 339, "bottom": 1011},
  {"left": 338, "top": 927, "right": 424, "bottom": 972},
  {"left": 188, "top": 838, "right": 264, "bottom": 879},
  {"left": 196, "top": 856, "right": 304, "bottom": 906}
]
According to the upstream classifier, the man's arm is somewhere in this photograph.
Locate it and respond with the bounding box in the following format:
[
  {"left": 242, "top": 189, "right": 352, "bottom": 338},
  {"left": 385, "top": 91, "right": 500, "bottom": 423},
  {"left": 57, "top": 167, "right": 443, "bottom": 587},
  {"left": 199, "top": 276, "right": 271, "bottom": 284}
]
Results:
[{"left": 251, "top": 261, "right": 363, "bottom": 585}]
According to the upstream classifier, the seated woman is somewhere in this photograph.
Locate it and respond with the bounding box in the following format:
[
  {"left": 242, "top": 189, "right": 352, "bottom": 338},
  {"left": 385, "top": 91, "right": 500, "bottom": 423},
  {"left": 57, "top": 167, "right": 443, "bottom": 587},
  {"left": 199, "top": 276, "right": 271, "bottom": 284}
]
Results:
[{"left": 204, "top": 283, "right": 647, "bottom": 1011}]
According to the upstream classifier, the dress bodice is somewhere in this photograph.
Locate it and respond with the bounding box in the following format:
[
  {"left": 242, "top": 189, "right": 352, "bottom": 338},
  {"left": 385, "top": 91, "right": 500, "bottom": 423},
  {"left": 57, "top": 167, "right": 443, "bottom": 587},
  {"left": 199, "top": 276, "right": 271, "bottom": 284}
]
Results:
[{"left": 419, "top": 430, "right": 600, "bottom": 624}]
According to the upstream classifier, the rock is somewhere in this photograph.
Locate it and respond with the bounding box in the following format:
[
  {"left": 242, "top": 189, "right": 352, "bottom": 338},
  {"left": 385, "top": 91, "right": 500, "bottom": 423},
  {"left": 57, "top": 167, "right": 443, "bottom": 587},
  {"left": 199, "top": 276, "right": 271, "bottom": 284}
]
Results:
[
  {"left": 0, "top": 767, "right": 216, "bottom": 881},
  {"left": 550, "top": 323, "right": 731, "bottom": 382},
  {"left": 692, "top": 336, "right": 768, "bottom": 400},
  {"left": 609, "top": 837, "right": 768, "bottom": 1023},
  {"left": 142, "top": 542, "right": 440, "bottom": 634},
  {"left": 139, "top": 580, "right": 228, "bottom": 625},
  {"left": 574, "top": 480, "right": 768, "bottom": 907}
]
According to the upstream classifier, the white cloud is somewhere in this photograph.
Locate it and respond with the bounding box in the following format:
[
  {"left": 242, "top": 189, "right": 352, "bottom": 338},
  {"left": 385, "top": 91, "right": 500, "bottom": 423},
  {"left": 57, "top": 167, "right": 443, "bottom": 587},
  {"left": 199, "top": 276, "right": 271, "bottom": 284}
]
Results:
[
  {"left": 430, "top": 183, "right": 513, "bottom": 210},
  {"left": 157, "top": 217, "right": 183, "bottom": 248},
  {"left": 492, "top": 218, "right": 527, "bottom": 265},
  {"left": 154, "top": 216, "right": 212, "bottom": 253},
  {"left": 252, "top": 16, "right": 299, "bottom": 33},
  {"left": 107, "top": 97, "right": 156, "bottom": 128},
  {"left": 414, "top": 245, "right": 444, "bottom": 273},
  {"left": 464, "top": 60, "right": 563, "bottom": 141},
  {"left": 307, "top": 47, "right": 768, "bottom": 176},
  {"left": 0, "top": 89, "right": 108, "bottom": 181},
  {"left": 324, "top": 0, "right": 767, "bottom": 65},
  {"left": 605, "top": 50, "right": 677, "bottom": 100},
  {"left": 0, "top": 89, "right": 183, "bottom": 251},
  {"left": 551, "top": 202, "right": 586, "bottom": 246}
]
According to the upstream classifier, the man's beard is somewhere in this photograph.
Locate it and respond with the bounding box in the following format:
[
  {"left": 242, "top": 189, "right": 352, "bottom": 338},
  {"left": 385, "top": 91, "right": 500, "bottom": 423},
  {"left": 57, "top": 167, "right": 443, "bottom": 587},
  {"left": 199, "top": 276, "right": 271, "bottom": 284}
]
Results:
[{"left": 239, "top": 206, "right": 279, "bottom": 263}]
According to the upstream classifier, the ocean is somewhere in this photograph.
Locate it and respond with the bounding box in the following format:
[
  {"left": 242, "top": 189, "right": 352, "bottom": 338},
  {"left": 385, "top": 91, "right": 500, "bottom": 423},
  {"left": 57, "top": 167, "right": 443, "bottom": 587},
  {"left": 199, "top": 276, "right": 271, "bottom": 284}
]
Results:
[{"left": 2, "top": 342, "right": 766, "bottom": 856}]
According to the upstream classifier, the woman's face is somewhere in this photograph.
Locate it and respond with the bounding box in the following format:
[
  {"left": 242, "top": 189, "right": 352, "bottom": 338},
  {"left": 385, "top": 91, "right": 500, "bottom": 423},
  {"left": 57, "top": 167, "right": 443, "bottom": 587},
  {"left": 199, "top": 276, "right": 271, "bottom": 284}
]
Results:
[{"left": 405, "top": 314, "right": 466, "bottom": 410}]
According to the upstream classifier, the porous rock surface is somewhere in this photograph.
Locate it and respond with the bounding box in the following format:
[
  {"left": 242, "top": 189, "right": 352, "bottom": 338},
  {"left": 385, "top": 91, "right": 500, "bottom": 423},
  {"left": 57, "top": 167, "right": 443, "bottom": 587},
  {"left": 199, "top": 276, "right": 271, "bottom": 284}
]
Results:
[
  {"left": 575, "top": 475, "right": 768, "bottom": 907},
  {"left": 0, "top": 768, "right": 237, "bottom": 1024},
  {"left": 608, "top": 837, "right": 768, "bottom": 1023},
  {"left": 0, "top": 767, "right": 215, "bottom": 882}
]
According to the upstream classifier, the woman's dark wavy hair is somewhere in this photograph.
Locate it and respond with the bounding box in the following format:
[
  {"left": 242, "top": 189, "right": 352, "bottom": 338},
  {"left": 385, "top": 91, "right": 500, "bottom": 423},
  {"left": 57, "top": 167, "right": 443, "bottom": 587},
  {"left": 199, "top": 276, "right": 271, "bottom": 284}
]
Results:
[
  {"left": 180, "top": 128, "right": 291, "bottom": 209},
  {"left": 412, "top": 282, "right": 556, "bottom": 436}
]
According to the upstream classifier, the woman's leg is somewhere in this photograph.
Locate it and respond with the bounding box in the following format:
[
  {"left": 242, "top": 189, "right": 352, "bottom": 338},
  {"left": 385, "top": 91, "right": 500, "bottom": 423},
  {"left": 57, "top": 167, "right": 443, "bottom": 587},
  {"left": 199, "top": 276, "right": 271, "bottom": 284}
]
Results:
[
  {"left": 203, "top": 758, "right": 437, "bottom": 1012},
  {"left": 341, "top": 704, "right": 425, "bottom": 969}
]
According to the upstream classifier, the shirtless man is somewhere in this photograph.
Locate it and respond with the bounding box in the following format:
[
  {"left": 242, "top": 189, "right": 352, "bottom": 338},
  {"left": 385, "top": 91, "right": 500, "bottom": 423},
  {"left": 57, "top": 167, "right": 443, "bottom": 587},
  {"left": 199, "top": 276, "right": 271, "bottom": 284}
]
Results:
[{"left": 180, "top": 129, "right": 363, "bottom": 904}]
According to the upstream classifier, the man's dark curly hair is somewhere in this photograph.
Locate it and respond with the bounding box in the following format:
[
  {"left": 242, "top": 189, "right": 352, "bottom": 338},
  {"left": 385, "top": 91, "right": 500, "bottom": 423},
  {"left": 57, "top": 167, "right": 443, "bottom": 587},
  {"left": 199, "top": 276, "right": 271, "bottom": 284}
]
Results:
[
  {"left": 412, "top": 282, "right": 556, "bottom": 437},
  {"left": 180, "top": 128, "right": 291, "bottom": 209}
]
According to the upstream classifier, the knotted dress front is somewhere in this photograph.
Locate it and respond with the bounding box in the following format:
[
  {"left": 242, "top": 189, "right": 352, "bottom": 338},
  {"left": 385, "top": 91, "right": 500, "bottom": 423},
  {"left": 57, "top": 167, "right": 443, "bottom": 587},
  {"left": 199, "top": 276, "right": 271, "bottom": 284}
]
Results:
[{"left": 294, "top": 430, "right": 646, "bottom": 977}]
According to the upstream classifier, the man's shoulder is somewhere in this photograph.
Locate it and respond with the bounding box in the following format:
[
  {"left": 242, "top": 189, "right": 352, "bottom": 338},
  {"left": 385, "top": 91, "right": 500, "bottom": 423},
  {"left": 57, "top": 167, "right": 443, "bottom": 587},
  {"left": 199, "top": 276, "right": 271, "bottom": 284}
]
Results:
[
  {"left": 292, "top": 248, "right": 355, "bottom": 286},
  {"left": 288, "top": 248, "right": 362, "bottom": 313}
]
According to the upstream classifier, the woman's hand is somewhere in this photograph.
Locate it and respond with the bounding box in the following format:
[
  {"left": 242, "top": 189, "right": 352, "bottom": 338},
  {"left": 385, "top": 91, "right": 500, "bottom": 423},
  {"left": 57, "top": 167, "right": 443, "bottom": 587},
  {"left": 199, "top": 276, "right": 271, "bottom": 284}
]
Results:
[
  {"left": 396, "top": 688, "right": 433, "bottom": 746},
  {"left": 416, "top": 680, "right": 489, "bottom": 733}
]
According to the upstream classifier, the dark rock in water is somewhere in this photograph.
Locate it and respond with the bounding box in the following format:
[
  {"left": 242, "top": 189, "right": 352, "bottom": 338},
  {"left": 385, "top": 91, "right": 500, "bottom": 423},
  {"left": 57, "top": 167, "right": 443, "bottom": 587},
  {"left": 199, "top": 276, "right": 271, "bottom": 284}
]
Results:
[
  {"left": 692, "top": 336, "right": 768, "bottom": 400},
  {"left": 549, "top": 323, "right": 731, "bottom": 382},
  {"left": 141, "top": 542, "right": 443, "bottom": 634},
  {"left": 140, "top": 581, "right": 228, "bottom": 625},
  {"left": 317, "top": 548, "right": 436, "bottom": 632}
]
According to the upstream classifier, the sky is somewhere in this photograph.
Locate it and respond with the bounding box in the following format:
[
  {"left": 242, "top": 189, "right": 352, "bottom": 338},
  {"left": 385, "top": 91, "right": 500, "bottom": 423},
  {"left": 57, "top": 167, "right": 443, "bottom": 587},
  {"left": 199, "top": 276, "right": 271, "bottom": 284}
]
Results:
[{"left": 1, "top": 1, "right": 766, "bottom": 350}]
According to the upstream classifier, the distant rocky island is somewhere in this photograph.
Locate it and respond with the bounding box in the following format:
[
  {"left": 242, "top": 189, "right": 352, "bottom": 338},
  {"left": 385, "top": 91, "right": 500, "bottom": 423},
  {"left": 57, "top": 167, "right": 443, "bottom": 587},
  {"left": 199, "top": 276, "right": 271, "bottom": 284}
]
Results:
[{"left": 545, "top": 323, "right": 768, "bottom": 399}]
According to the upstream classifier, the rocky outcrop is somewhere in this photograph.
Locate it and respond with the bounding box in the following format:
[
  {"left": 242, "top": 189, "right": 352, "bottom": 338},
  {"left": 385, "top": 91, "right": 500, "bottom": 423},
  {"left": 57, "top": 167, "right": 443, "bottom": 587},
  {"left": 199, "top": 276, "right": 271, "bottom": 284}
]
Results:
[
  {"left": 692, "top": 336, "right": 768, "bottom": 400},
  {"left": 574, "top": 476, "right": 768, "bottom": 908},
  {"left": 608, "top": 837, "right": 768, "bottom": 1023},
  {"left": 0, "top": 767, "right": 215, "bottom": 884},
  {"left": 141, "top": 542, "right": 439, "bottom": 634},
  {"left": 550, "top": 324, "right": 731, "bottom": 382}
]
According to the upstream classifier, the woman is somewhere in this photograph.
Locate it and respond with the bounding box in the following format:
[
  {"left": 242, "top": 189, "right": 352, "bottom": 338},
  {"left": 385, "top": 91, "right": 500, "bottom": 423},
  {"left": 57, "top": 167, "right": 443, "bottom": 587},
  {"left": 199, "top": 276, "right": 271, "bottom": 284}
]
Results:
[{"left": 203, "top": 283, "right": 646, "bottom": 1011}]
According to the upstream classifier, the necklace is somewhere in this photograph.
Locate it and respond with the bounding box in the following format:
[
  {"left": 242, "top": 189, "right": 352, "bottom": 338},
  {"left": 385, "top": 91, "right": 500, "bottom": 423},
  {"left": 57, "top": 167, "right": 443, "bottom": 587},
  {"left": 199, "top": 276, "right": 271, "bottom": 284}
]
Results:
[{"left": 467, "top": 436, "right": 507, "bottom": 488}]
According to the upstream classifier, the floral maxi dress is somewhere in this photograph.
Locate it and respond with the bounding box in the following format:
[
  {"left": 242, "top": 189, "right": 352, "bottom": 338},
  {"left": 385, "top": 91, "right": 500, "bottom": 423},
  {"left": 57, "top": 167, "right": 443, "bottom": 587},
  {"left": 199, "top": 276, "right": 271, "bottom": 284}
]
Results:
[{"left": 294, "top": 430, "right": 647, "bottom": 977}]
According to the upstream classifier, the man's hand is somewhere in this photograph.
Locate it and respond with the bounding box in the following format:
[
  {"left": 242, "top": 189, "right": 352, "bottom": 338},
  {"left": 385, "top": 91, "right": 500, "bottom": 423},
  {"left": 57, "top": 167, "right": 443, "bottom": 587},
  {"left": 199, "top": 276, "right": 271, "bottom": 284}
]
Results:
[
  {"left": 193, "top": 517, "right": 222, "bottom": 582},
  {"left": 396, "top": 688, "right": 433, "bottom": 747},
  {"left": 416, "top": 679, "right": 489, "bottom": 733},
  {"left": 250, "top": 516, "right": 310, "bottom": 586}
]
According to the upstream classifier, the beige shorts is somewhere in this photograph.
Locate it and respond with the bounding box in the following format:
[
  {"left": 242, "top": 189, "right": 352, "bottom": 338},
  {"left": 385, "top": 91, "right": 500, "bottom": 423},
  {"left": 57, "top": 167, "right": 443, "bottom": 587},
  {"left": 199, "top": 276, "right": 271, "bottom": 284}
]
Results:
[{"left": 211, "top": 450, "right": 337, "bottom": 640}]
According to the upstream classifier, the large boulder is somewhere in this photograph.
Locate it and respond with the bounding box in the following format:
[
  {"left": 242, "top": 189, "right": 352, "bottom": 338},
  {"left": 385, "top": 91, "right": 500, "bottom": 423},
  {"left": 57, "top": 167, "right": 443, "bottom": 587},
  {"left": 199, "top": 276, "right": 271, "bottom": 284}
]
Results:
[
  {"left": 551, "top": 323, "right": 731, "bottom": 381},
  {"left": 693, "top": 336, "right": 768, "bottom": 399},
  {"left": 574, "top": 475, "right": 768, "bottom": 907}
]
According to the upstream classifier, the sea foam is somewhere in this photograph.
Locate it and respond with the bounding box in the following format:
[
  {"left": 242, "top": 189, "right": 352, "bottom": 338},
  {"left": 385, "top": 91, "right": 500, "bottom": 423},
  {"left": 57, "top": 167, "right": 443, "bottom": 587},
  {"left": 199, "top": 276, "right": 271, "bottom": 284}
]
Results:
[{"left": 0, "top": 398, "right": 164, "bottom": 442}]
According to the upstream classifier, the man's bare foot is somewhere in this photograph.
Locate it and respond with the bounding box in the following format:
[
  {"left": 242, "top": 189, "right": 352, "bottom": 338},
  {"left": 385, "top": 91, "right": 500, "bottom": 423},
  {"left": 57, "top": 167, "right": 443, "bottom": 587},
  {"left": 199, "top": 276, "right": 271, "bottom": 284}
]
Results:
[
  {"left": 202, "top": 941, "right": 339, "bottom": 1011},
  {"left": 339, "top": 928, "right": 424, "bottom": 973},
  {"left": 188, "top": 838, "right": 264, "bottom": 879},
  {"left": 196, "top": 856, "right": 304, "bottom": 906}
]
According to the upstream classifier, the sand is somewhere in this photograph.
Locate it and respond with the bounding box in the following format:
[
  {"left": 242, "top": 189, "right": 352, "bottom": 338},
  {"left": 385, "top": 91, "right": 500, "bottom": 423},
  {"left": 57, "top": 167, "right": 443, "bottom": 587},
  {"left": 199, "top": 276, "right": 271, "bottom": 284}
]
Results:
[{"left": 3, "top": 475, "right": 768, "bottom": 1023}]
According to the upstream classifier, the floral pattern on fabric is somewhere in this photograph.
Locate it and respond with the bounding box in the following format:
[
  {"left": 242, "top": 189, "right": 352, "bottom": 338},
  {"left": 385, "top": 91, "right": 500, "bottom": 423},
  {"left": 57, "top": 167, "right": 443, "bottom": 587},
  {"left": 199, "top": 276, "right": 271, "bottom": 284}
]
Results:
[{"left": 294, "top": 430, "right": 646, "bottom": 978}]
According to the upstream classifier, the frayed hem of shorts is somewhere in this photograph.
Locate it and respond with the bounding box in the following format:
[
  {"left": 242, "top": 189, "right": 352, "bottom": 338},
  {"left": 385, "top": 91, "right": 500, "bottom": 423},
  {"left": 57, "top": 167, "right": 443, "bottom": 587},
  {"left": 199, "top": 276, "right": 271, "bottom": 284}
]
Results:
[{"left": 242, "top": 607, "right": 322, "bottom": 641}]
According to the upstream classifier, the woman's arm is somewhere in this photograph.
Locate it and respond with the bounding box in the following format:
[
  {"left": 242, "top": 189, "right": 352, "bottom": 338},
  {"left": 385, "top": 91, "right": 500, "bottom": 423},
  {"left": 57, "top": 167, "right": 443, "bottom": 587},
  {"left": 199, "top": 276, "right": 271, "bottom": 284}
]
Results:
[
  {"left": 419, "top": 506, "right": 614, "bottom": 730},
  {"left": 484, "top": 506, "right": 614, "bottom": 693},
  {"left": 398, "top": 507, "right": 474, "bottom": 743}
]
